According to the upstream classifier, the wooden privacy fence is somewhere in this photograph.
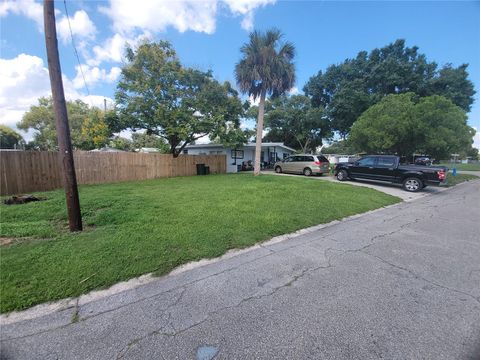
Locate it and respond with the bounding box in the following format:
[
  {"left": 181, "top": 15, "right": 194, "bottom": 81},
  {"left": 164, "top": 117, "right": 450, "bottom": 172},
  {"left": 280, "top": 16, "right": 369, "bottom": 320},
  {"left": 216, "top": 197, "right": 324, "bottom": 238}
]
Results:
[{"left": 0, "top": 151, "right": 226, "bottom": 195}]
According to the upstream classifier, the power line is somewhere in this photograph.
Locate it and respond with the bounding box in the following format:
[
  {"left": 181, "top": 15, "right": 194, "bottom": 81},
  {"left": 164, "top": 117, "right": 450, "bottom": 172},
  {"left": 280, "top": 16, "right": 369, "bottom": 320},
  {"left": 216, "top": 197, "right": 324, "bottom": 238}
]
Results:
[{"left": 63, "top": 0, "right": 92, "bottom": 105}]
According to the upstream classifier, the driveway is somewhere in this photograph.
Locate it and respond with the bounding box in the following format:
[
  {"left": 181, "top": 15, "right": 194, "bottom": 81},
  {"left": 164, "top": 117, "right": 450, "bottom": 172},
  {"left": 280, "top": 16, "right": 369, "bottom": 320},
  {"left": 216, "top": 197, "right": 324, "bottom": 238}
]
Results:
[
  {"left": 1, "top": 181, "right": 480, "bottom": 359},
  {"left": 268, "top": 172, "right": 446, "bottom": 201}
]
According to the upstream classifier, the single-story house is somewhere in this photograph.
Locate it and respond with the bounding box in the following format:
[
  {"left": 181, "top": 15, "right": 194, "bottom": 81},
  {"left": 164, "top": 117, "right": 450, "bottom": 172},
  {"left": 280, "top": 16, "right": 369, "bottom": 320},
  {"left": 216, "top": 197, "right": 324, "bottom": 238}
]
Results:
[
  {"left": 90, "top": 147, "right": 126, "bottom": 152},
  {"left": 183, "top": 142, "right": 296, "bottom": 173},
  {"left": 325, "top": 154, "right": 360, "bottom": 164},
  {"left": 135, "top": 147, "right": 161, "bottom": 153}
]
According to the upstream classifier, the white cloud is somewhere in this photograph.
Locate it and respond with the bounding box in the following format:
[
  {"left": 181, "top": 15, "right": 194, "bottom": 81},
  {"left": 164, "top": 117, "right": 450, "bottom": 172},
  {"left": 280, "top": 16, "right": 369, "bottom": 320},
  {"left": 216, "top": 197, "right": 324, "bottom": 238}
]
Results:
[
  {"left": 249, "top": 94, "right": 260, "bottom": 106},
  {"left": 240, "top": 12, "right": 255, "bottom": 32},
  {"left": 472, "top": 127, "right": 480, "bottom": 150},
  {"left": 288, "top": 86, "right": 300, "bottom": 95},
  {"left": 99, "top": 0, "right": 218, "bottom": 35},
  {"left": 0, "top": 54, "right": 112, "bottom": 141},
  {"left": 56, "top": 10, "right": 97, "bottom": 44},
  {"left": 222, "top": 0, "right": 276, "bottom": 31},
  {"left": 81, "top": 95, "right": 114, "bottom": 111},
  {"left": 73, "top": 65, "right": 121, "bottom": 89},
  {"left": 0, "top": 0, "right": 43, "bottom": 30},
  {"left": 0, "top": 54, "right": 50, "bottom": 130},
  {"left": 99, "top": 0, "right": 275, "bottom": 35},
  {"left": 195, "top": 135, "right": 211, "bottom": 144},
  {"left": 87, "top": 32, "right": 151, "bottom": 66}
]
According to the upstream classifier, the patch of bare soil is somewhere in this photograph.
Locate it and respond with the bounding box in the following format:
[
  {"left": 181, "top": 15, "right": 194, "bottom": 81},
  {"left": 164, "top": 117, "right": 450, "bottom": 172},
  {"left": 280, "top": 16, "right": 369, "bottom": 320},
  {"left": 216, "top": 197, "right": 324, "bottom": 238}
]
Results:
[
  {"left": 3, "top": 195, "right": 46, "bottom": 205},
  {"left": 0, "top": 238, "right": 14, "bottom": 246}
]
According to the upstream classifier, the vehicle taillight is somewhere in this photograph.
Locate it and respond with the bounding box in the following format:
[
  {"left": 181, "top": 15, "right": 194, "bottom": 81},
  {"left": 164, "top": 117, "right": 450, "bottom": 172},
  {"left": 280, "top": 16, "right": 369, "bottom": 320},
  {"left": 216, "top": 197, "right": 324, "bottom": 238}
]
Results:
[
  {"left": 438, "top": 171, "right": 446, "bottom": 180},
  {"left": 314, "top": 161, "right": 321, "bottom": 165}
]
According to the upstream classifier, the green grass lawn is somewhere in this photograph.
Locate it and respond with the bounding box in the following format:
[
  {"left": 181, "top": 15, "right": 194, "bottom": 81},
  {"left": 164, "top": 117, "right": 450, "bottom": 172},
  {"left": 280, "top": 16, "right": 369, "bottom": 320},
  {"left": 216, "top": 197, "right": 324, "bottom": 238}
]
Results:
[
  {"left": 0, "top": 174, "right": 400, "bottom": 313},
  {"left": 445, "top": 173, "right": 479, "bottom": 187},
  {"left": 439, "top": 163, "right": 480, "bottom": 171}
]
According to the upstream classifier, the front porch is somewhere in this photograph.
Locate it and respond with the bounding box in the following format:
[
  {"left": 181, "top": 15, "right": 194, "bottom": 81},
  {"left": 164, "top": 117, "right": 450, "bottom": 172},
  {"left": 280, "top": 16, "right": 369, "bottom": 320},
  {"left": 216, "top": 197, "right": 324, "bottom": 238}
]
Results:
[{"left": 231, "top": 145, "right": 290, "bottom": 172}]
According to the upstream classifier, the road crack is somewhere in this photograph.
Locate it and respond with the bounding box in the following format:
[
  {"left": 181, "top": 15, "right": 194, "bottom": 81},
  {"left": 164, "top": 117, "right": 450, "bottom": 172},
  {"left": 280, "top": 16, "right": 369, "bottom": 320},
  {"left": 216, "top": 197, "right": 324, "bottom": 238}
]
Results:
[
  {"left": 361, "top": 252, "right": 480, "bottom": 305},
  {"left": 116, "top": 250, "right": 336, "bottom": 356}
]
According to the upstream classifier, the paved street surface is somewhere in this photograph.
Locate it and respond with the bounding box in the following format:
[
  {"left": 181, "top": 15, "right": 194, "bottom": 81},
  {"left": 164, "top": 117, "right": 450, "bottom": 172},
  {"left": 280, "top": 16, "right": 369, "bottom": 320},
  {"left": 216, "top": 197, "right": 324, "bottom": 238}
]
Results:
[{"left": 1, "top": 181, "right": 480, "bottom": 360}]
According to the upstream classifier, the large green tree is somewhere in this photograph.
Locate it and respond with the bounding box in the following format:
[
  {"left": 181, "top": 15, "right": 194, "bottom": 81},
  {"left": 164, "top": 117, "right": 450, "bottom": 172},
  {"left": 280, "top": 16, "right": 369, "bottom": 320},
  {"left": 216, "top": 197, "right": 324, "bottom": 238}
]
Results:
[
  {"left": 235, "top": 29, "right": 295, "bottom": 175},
  {"left": 116, "top": 41, "right": 243, "bottom": 157},
  {"left": 262, "top": 95, "right": 331, "bottom": 153},
  {"left": 78, "top": 108, "right": 111, "bottom": 150},
  {"left": 18, "top": 97, "right": 112, "bottom": 150},
  {"left": 18, "top": 97, "right": 87, "bottom": 150},
  {"left": 0, "top": 125, "right": 25, "bottom": 149},
  {"left": 304, "top": 39, "right": 475, "bottom": 137},
  {"left": 348, "top": 93, "right": 475, "bottom": 160}
]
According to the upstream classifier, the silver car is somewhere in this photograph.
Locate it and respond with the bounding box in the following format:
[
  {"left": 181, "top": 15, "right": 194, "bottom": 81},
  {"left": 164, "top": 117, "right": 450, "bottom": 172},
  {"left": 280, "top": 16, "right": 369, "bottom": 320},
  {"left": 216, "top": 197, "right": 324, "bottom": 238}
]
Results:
[{"left": 274, "top": 154, "right": 330, "bottom": 176}]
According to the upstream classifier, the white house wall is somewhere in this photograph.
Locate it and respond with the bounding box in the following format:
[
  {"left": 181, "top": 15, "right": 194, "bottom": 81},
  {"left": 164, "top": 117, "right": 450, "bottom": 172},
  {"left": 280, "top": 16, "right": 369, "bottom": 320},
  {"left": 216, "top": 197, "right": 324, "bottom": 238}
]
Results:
[{"left": 185, "top": 145, "right": 294, "bottom": 173}]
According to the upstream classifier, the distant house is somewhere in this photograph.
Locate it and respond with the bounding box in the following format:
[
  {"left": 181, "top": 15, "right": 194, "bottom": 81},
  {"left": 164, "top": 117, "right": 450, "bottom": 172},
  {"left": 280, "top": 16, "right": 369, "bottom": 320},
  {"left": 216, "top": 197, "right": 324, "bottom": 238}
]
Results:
[
  {"left": 90, "top": 147, "right": 125, "bottom": 152},
  {"left": 325, "top": 154, "right": 359, "bottom": 164},
  {"left": 184, "top": 142, "right": 296, "bottom": 173},
  {"left": 135, "top": 147, "right": 161, "bottom": 153}
]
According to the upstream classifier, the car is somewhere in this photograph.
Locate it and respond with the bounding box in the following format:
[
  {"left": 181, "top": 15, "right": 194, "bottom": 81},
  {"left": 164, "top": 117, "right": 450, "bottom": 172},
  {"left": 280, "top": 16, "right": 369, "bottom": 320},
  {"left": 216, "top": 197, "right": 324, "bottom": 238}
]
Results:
[
  {"left": 334, "top": 155, "right": 447, "bottom": 192},
  {"left": 414, "top": 157, "right": 432, "bottom": 166},
  {"left": 274, "top": 154, "right": 330, "bottom": 176}
]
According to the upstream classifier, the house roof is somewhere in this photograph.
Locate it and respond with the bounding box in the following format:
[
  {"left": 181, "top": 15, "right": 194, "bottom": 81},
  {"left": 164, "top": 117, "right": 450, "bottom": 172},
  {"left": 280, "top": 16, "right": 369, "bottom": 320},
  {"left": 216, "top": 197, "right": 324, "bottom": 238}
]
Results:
[
  {"left": 135, "top": 147, "right": 160, "bottom": 153},
  {"left": 185, "top": 142, "right": 296, "bottom": 152},
  {"left": 90, "top": 147, "right": 125, "bottom": 152}
]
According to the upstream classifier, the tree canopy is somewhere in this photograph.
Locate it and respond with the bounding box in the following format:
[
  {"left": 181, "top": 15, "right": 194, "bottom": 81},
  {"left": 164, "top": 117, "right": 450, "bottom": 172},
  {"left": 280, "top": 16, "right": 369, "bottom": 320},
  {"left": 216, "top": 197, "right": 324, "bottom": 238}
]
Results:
[
  {"left": 235, "top": 28, "right": 295, "bottom": 174},
  {"left": 320, "top": 140, "right": 356, "bottom": 155},
  {"left": 115, "top": 41, "right": 243, "bottom": 157},
  {"left": 0, "top": 125, "right": 24, "bottom": 149},
  {"left": 79, "top": 108, "right": 110, "bottom": 150},
  {"left": 17, "top": 97, "right": 112, "bottom": 150},
  {"left": 262, "top": 94, "right": 331, "bottom": 153},
  {"left": 304, "top": 39, "right": 475, "bottom": 137},
  {"left": 131, "top": 132, "right": 169, "bottom": 152},
  {"left": 348, "top": 93, "right": 475, "bottom": 160}
]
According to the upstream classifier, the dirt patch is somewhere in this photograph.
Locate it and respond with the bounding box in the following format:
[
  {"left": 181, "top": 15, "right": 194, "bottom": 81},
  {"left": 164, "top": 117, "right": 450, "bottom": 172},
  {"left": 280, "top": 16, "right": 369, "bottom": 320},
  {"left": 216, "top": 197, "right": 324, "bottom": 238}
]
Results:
[
  {"left": 0, "top": 238, "right": 15, "bottom": 246},
  {"left": 3, "top": 195, "right": 46, "bottom": 205}
]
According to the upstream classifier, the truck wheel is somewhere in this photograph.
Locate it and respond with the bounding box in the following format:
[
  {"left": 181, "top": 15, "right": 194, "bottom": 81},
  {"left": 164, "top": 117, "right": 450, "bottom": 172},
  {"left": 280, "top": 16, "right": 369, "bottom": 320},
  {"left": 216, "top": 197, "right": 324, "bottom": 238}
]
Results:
[
  {"left": 303, "top": 168, "right": 312, "bottom": 176},
  {"left": 336, "top": 170, "right": 348, "bottom": 181},
  {"left": 275, "top": 166, "right": 282, "bottom": 173},
  {"left": 403, "top": 177, "right": 423, "bottom": 192}
]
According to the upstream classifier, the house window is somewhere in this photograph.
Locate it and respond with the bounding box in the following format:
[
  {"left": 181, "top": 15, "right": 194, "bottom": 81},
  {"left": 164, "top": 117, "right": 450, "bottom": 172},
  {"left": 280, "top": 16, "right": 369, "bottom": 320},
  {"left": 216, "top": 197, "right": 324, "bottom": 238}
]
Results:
[
  {"left": 183, "top": 149, "right": 188, "bottom": 154},
  {"left": 231, "top": 149, "right": 244, "bottom": 159}
]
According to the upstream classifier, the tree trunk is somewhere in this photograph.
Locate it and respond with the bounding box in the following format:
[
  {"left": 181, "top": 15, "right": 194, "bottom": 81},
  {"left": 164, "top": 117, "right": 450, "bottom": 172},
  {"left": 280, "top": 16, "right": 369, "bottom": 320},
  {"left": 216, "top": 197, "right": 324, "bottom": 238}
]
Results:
[{"left": 254, "top": 89, "right": 266, "bottom": 176}]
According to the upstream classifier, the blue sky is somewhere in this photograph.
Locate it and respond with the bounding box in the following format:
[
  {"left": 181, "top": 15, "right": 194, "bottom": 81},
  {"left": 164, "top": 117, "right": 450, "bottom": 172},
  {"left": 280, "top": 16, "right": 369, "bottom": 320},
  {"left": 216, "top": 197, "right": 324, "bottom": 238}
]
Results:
[{"left": 1, "top": 0, "right": 479, "bottom": 145}]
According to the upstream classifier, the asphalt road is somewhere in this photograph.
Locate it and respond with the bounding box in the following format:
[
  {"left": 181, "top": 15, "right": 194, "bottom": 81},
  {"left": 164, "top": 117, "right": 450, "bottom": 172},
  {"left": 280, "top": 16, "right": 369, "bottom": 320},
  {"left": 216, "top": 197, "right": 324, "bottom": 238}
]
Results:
[{"left": 1, "top": 181, "right": 480, "bottom": 360}]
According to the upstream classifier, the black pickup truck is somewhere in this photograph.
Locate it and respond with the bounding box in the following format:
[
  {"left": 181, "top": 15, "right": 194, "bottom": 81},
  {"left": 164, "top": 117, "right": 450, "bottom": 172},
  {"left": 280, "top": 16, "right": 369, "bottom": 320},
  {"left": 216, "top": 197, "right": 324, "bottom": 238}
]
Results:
[{"left": 334, "top": 155, "right": 448, "bottom": 192}]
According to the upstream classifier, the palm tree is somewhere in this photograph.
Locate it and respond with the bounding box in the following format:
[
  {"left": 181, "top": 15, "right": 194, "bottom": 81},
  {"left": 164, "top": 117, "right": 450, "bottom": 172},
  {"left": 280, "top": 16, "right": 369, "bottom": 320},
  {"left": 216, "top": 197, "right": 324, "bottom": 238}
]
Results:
[{"left": 235, "top": 29, "right": 295, "bottom": 175}]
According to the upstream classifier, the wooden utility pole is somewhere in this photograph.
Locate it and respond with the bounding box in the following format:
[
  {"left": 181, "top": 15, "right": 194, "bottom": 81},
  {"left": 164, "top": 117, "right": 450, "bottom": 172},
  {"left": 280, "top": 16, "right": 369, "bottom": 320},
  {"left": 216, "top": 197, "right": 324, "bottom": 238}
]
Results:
[{"left": 44, "top": 0, "right": 82, "bottom": 231}]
